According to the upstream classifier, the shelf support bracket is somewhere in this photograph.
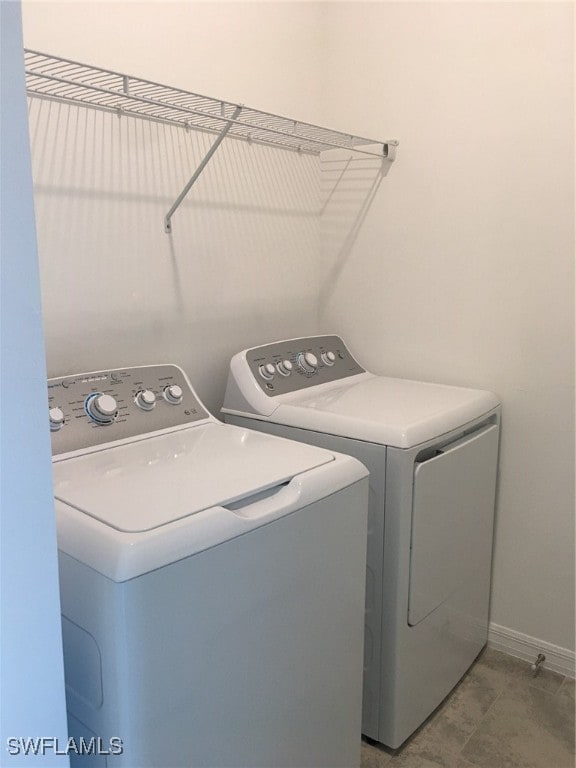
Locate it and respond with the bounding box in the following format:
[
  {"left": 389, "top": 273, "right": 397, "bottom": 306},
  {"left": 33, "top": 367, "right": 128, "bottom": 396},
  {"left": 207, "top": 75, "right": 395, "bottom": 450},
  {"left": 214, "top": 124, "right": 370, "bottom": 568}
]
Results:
[
  {"left": 164, "top": 105, "right": 243, "bottom": 234},
  {"left": 384, "top": 141, "right": 399, "bottom": 163},
  {"left": 379, "top": 140, "right": 399, "bottom": 177}
]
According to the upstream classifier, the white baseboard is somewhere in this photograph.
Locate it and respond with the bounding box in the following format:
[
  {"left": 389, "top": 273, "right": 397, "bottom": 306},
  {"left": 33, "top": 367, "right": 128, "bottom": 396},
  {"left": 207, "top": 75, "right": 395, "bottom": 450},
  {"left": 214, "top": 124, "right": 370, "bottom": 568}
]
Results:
[{"left": 488, "top": 622, "right": 575, "bottom": 679}]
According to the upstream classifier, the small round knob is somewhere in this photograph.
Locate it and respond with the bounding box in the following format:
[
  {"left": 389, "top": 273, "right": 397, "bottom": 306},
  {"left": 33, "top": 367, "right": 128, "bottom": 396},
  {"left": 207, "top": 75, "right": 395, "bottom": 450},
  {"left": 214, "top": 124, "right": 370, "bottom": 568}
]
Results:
[
  {"left": 258, "top": 363, "right": 276, "bottom": 381},
  {"left": 276, "top": 359, "right": 293, "bottom": 377},
  {"left": 297, "top": 352, "right": 318, "bottom": 373},
  {"left": 86, "top": 393, "right": 118, "bottom": 424},
  {"left": 163, "top": 384, "right": 183, "bottom": 405},
  {"left": 49, "top": 407, "right": 65, "bottom": 432},
  {"left": 135, "top": 389, "right": 157, "bottom": 411},
  {"left": 321, "top": 351, "right": 336, "bottom": 366}
]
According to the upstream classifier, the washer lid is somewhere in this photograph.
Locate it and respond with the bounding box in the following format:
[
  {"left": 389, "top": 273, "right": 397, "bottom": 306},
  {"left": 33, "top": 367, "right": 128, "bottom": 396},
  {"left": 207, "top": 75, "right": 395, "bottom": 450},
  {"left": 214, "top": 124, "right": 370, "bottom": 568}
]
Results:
[
  {"left": 53, "top": 422, "right": 334, "bottom": 533},
  {"left": 272, "top": 376, "right": 499, "bottom": 447}
]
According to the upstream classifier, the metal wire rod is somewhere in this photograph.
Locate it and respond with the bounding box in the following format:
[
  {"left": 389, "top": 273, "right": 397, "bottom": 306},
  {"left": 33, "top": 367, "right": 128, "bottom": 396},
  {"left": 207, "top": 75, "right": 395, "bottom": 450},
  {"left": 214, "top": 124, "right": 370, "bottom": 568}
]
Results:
[{"left": 164, "top": 105, "right": 243, "bottom": 234}]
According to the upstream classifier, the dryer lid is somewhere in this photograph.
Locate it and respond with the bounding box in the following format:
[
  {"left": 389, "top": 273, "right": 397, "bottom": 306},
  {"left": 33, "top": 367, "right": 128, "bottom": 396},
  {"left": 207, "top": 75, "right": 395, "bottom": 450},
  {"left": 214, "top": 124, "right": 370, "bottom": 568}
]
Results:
[
  {"left": 273, "top": 376, "right": 499, "bottom": 447},
  {"left": 53, "top": 422, "right": 334, "bottom": 532}
]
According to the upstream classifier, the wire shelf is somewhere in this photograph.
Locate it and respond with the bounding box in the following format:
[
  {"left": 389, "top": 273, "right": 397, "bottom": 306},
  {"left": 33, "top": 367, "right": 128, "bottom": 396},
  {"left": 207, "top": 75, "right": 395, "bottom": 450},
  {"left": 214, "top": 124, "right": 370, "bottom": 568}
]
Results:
[
  {"left": 24, "top": 49, "right": 397, "bottom": 159},
  {"left": 25, "top": 49, "right": 398, "bottom": 232}
]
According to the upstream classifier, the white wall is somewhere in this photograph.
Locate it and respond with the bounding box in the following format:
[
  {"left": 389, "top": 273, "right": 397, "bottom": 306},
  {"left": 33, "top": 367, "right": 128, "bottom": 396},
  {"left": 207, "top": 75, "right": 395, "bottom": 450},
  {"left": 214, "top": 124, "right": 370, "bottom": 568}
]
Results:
[
  {"left": 320, "top": 3, "right": 575, "bottom": 656},
  {"left": 0, "top": 1, "right": 69, "bottom": 762},
  {"left": 22, "top": 1, "right": 575, "bottom": 661}
]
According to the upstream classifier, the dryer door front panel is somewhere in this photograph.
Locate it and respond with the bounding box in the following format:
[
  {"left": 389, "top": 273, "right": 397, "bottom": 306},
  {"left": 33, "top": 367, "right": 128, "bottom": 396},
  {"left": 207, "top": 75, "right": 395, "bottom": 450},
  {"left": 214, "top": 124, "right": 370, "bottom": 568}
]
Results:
[{"left": 408, "top": 424, "right": 499, "bottom": 627}]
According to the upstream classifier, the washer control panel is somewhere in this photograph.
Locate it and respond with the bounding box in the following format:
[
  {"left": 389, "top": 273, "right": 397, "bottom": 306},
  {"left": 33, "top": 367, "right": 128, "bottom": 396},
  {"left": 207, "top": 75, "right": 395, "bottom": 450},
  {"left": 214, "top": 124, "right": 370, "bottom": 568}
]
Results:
[
  {"left": 48, "top": 364, "right": 209, "bottom": 456},
  {"left": 245, "top": 335, "right": 365, "bottom": 396}
]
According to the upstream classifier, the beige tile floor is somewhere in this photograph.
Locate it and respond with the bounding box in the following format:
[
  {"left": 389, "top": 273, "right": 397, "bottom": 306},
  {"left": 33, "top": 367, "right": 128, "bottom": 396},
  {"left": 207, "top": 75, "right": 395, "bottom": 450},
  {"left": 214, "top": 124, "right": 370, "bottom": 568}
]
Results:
[{"left": 361, "top": 648, "right": 575, "bottom": 768}]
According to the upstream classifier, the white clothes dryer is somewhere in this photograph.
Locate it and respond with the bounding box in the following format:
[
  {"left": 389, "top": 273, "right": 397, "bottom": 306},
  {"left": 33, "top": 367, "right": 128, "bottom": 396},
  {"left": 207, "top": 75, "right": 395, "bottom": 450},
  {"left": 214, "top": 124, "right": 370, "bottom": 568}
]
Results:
[
  {"left": 48, "top": 363, "right": 368, "bottom": 768},
  {"left": 222, "top": 335, "right": 501, "bottom": 749}
]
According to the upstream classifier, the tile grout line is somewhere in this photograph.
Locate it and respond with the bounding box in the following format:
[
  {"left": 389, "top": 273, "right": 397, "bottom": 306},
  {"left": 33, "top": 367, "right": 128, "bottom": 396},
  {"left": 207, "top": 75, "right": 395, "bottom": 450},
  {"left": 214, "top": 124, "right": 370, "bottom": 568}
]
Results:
[
  {"left": 528, "top": 672, "right": 567, "bottom": 699},
  {"left": 363, "top": 655, "right": 573, "bottom": 768},
  {"left": 454, "top": 678, "right": 508, "bottom": 760},
  {"left": 456, "top": 664, "right": 572, "bottom": 764},
  {"left": 552, "top": 675, "right": 568, "bottom": 698}
]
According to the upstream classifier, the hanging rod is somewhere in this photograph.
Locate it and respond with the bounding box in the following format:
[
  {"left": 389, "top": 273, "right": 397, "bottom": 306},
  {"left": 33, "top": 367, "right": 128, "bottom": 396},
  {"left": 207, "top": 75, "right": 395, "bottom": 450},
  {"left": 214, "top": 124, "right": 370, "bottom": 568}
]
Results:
[{"left": 24, "top": 49, "right": 398, "bottom": 232}]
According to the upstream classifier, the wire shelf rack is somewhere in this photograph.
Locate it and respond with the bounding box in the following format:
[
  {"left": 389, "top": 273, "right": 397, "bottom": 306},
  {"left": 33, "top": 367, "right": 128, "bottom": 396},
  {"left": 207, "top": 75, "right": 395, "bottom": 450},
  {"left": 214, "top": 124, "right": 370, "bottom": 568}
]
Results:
[
  {"left": 25, "top": 50, "right": 396, "bottom": 158},
  {"left": 24, "top": 49, "right": 398, "bottom": 232}
]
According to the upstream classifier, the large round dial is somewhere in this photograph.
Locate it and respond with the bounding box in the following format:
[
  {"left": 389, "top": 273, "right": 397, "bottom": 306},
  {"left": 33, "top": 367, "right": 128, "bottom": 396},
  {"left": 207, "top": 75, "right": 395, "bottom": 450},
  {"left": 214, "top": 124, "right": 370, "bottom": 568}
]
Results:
[
  {"left": 85, "top": 393, "right": 118, "bottom": 424},
  {"left": 135, "top": 389, "right": 157, "bottom": 411},
  {"left": 163, "top": 384, "right": 183, "bottom": 405},
  {"left": 49, "top": 407, "right": 65, "bottom": 432},
  {"left": 296, "top": 351, "right": 318, "bottom": 373}
]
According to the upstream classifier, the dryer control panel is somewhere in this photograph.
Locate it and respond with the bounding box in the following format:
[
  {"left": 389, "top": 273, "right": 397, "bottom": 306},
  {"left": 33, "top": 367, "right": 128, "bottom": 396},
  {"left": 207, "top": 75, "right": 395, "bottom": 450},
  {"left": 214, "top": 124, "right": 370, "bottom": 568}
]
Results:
[
  {"left": 48, "top": 364, "right": 210, "bottom": 456},
  {"left": 244, "top": 335, "right": 365, "bottom": 397}
]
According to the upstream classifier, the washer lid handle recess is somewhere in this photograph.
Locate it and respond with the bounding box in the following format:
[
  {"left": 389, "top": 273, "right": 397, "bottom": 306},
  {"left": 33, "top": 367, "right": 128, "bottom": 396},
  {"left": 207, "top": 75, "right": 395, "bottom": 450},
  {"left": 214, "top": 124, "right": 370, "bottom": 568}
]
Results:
[{"left": 55, "top": 453, "right": 367, "bottom": 582}]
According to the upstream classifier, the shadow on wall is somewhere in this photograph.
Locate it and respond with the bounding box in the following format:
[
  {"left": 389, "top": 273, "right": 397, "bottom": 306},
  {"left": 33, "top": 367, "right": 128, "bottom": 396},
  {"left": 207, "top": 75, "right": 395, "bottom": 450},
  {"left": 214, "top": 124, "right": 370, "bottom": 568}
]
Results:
[
  {"left": 319, "top": 147, "right": 388, "bottom": 308},
  {"left": 26, "top": 96, "right": 332, "bottom": 410}
]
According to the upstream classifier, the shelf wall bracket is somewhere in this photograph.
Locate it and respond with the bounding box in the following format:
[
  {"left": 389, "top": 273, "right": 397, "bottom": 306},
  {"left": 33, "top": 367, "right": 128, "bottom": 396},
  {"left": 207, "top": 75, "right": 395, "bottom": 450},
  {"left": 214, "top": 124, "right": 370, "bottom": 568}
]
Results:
[
  {"left": 379, "top": 140, "right": 399, "bottom": 177},
  {"left": 164, "top": 104, "right": 243, "bottom": 234},
  {"left": 384, "top": 140, "right": 399, "bottom": 163}
]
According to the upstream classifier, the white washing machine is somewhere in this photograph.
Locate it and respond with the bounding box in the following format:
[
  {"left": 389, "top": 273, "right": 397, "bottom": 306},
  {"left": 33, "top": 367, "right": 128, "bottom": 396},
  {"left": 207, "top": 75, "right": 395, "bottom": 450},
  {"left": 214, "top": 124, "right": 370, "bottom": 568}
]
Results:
[
  {"left": 222, "top": 335, "right": 501, "bottom": 749},
  {"left": 48, "top": 363, "right": 369, "bottom": 768}
]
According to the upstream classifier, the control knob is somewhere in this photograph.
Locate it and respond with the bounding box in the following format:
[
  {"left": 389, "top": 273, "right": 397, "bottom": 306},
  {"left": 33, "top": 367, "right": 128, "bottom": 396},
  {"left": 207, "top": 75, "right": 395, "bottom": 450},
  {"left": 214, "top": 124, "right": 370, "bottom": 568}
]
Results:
[
  {"left": 163, "top": 384, "right": 183, "bottom": 405},
  {"left": 276, "top": 359, "right": 293, "bottom": 376},
  {"left": 296, "top": 351, "right": 318, "bottom": 373},
  {"left": 49, "top": 407, "right": 65, "bottom": 432},
  {"left": 85, "top": 393, "right": 118, "bottom": 424},
  {"left": 135, "top": 389, "right": 157, "bottom": 411},
  {"left": 321, "top": 351, "right": 336, "bottom": 366},
  {"left": 258, "top": 363, "right": 276, "bottom": 381}
]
